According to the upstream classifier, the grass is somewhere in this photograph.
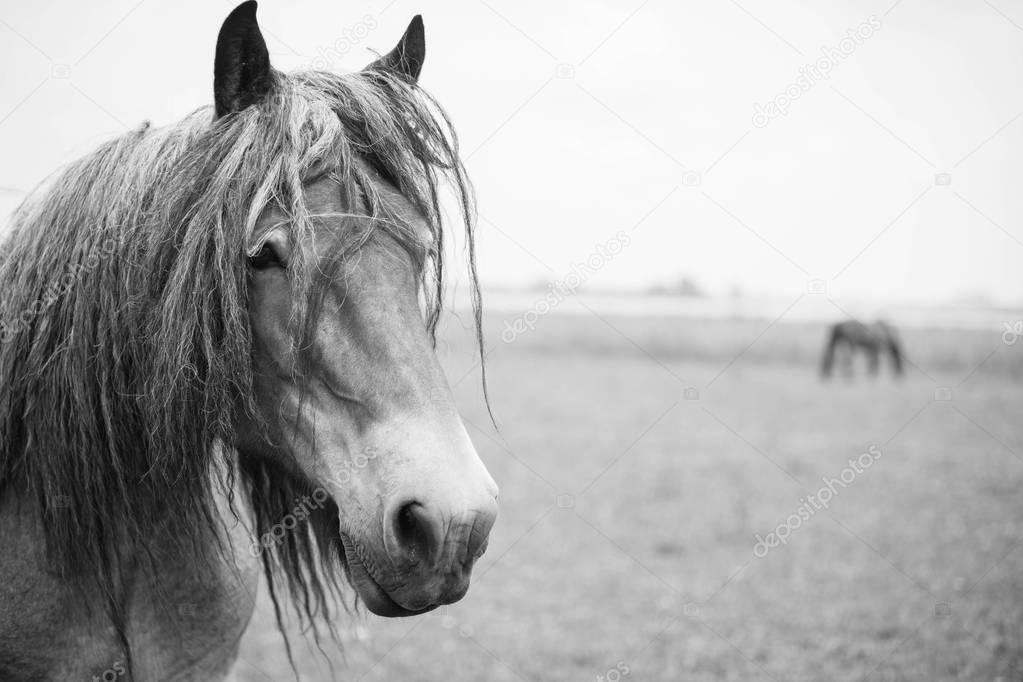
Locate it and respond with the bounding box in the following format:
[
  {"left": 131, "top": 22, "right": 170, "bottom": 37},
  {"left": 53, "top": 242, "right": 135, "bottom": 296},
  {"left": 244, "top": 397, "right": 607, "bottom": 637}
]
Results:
[{"left": 234, "top": 311, "right": 1023, "bottom": 681}]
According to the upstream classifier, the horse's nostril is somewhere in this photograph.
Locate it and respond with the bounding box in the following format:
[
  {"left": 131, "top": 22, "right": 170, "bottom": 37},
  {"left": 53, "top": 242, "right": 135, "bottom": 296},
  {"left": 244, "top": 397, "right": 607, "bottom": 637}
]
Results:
[
  {"left": 396, "top": 503, "right": 417, "bottom": 537},
  {"left": 391, "top": 501, "right": 439, "bottom": 564}
]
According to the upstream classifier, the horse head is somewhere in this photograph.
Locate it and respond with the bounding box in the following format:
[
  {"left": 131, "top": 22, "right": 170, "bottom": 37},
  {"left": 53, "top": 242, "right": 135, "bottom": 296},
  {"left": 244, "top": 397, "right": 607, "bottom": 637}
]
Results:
[{"left": 218, "top": 2, "right": 498, "bottom": 617}]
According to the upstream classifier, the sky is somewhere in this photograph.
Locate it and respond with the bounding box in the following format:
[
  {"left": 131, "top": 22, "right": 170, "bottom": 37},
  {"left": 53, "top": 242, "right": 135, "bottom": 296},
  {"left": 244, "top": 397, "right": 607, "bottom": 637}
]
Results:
[{"left": 0, "top": 0, "right": 1022, "bottom": 308}]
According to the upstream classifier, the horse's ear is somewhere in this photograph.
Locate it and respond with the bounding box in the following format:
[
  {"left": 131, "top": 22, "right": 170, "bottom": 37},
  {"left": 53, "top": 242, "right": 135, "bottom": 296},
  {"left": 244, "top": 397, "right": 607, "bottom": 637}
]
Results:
[
  {"left": 367, "top": 15, "right": 425, "bottom": 82},
  {"left": 214, "top": 1, "right": 272, "bottom": 118}
]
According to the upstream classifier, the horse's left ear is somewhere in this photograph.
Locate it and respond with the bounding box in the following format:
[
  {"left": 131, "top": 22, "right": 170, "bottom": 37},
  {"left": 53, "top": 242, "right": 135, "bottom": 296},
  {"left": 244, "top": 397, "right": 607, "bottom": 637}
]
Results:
[
  {"left": 214, "top": 1, "right": 273, "bottom": 118},
  {"left": 367, "top": 15, "right": 425, "bottom": 82}
]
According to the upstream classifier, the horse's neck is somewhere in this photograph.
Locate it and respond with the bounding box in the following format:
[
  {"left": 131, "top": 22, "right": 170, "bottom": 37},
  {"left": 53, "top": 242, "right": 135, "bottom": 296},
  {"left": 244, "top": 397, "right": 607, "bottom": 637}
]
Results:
[
  {"left": 127, "top": 470, "right": 261, "bottom": 679},
  {"left": 0, "top": 464, "right": 260, "bottom": 681}
]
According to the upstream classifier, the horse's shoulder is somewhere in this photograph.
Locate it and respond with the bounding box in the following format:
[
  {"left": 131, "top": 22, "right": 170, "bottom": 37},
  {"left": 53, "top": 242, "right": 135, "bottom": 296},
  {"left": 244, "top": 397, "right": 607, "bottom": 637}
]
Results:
[
  {"left": 0, "top": 492, "right": 125, "bottom": 680},
  {"left": 0, "top": 477, "right": 260, "bottom": 681}
]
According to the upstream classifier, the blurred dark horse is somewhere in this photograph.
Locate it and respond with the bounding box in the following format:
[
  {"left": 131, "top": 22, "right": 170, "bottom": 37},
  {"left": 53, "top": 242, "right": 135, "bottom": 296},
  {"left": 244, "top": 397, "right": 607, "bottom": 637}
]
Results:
[
  {"left": 0, "top": 3, "right": 498, "bottom": 680},
  {"left": 820, "top": 320, "right": 904, "bottom": 378}
]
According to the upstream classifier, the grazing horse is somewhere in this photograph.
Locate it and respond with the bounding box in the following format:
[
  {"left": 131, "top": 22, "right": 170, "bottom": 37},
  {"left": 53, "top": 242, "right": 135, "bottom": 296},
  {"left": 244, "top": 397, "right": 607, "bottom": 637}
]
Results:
[
  {"left": 0, "top": 3, "right": 498, "bottom": 680},
  {"left": 820, "top": 319, "right": 904, "bottom": 378}
]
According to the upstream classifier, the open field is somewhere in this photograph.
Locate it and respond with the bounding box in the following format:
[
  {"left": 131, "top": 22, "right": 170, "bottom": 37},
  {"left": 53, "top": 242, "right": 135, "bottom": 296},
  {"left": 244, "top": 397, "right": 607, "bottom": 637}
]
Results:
[{"left": 235, "top": 310, "right": 1023, "bottom": 681}]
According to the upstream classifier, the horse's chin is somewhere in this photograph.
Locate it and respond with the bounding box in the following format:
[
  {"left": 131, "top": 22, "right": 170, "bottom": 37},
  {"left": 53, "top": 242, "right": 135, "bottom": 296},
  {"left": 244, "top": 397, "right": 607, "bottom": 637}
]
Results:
[{"left": 339, "top": 536, "right": 438, "bottom": 618}]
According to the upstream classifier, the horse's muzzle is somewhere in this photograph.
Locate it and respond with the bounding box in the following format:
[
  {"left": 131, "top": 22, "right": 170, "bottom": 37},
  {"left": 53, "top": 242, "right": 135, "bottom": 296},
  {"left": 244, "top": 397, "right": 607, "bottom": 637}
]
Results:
[{"left": 343, "top": 493, "right": 498, "bottom": 617}]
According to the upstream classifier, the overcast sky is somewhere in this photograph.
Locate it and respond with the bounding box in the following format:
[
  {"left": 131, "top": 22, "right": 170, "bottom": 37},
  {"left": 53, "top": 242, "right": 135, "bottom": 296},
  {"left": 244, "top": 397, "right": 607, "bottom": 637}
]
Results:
[{"left": 1, "top": 0, "right": 1022, "bottom": 307}]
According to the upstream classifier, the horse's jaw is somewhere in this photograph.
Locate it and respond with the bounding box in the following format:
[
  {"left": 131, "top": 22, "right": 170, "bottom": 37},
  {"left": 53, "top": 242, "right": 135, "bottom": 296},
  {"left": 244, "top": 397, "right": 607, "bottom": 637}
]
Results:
[{"left": 339, "top": 534, "right": 438, "bottom": 617}]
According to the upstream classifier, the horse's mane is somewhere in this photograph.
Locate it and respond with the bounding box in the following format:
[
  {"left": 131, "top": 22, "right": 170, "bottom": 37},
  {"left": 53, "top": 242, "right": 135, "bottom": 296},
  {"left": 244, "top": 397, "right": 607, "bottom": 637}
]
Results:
[{"left": 0, "top": 66, "right": 481, "bottom": 636}]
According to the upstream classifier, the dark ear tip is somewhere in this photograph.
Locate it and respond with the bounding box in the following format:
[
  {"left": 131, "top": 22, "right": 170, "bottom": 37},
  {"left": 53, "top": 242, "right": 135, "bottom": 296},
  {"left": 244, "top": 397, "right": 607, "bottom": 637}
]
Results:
[
  {"left": 403, "top": 14, "right": 423, "bottom": 46},
  {"left": 226, "top": 0, "right": 258, "bottom": 21},
  {"left": 218, "top": 1, "right": 260, "bottom": 42},
  {"left": 408, "top": 15, "right": 424, "bottom": 40}
]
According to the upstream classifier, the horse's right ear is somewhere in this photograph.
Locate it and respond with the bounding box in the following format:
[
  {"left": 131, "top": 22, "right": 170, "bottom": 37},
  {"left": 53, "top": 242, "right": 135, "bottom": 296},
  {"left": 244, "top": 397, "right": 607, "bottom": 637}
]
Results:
[
  {"left": 366, "top": 15, "right": 425, "bottom": 82},
  {"left": 214, "top": 1, "right": 272, "bottom": 119}
]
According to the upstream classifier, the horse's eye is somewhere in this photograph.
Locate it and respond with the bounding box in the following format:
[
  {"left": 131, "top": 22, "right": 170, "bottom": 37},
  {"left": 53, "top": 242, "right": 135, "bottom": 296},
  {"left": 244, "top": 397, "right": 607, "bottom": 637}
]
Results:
[{"left": 248, "top": 242, "right": 282, "bottom": 270}]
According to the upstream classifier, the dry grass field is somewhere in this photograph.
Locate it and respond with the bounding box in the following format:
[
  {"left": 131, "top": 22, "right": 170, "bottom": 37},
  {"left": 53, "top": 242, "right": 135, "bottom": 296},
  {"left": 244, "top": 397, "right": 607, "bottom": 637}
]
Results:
[{"left": 235, "top": 310, "right": 1023, "bottom": 681}]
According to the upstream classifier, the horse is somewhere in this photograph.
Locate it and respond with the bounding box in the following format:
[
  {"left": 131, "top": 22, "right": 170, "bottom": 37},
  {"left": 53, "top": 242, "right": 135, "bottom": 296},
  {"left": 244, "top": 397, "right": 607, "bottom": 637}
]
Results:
[
  {"left": 0, "top": 3, "right": 499, "bottom": 679},
  {"left": 820, "top": 319, "right": 905, "bottom": 379}
]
